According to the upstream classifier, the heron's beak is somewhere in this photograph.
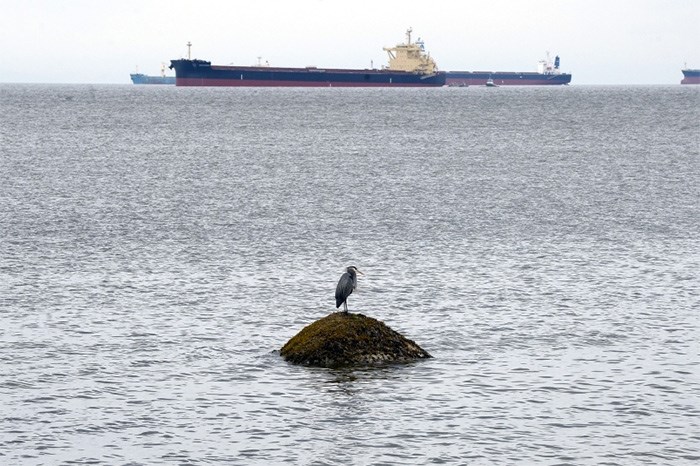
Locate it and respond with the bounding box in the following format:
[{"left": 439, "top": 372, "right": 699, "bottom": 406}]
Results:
[{"left": 356, "top": 269, "right": 364, "bottom": 276}]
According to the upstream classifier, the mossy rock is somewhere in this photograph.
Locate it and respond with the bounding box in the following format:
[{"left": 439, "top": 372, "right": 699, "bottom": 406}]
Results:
[{"left": 280, "top": 312, "right": 432, "bottom": 368}]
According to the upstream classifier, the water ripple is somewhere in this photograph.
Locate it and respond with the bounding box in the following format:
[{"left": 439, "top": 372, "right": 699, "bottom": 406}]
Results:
[{"left": 1, "top": 84, "right": 698, "bottom": 464}]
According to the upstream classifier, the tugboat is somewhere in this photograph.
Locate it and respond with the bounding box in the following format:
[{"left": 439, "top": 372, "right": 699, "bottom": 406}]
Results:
[
  {"left": 168, "top": 29, "right": 446, "bottom": 87},
  {"left": 485, "top": 77, "right": 498, "bottom": 87}
]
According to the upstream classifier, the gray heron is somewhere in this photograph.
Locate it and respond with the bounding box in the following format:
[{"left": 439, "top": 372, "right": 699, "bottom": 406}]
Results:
[{"left": 335, "top": 266, "right": 363, "bottom": 313}]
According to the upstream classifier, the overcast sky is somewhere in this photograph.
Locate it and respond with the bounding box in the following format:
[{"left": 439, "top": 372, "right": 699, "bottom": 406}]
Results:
[{"left": 1, "top": 0, "right": 699, "bottom": 85}]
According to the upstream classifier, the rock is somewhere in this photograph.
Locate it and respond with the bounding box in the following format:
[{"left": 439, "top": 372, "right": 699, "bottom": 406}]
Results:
[{"left": 280, "top": 312, "right": 432, "bottom": 368}]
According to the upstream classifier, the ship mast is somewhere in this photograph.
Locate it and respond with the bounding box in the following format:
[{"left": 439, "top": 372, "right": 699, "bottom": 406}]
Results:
[{"left": 186, "top": 41, "right": 192, "bottom": 60}]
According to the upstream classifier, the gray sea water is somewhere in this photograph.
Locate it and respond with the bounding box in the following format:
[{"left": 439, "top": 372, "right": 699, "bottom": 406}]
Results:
[{"left": 1, "top": 83, "right": 699, "bottom": 465}]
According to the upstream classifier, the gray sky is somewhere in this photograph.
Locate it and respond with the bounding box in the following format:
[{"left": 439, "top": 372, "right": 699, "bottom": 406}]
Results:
[{"left": 1, "top": 0, "right": 699, "bottom": 84}]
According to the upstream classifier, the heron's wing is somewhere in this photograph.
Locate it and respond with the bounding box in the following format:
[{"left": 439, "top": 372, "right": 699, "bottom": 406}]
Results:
[{"left": 335, "top": 273, "right": 353, "bottom": 306}]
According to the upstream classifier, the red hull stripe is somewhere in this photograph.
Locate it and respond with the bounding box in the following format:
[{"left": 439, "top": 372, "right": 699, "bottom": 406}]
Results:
[
  {"left": 446, "top": 78, "right": 569, "bottom": 86},
  {"left": 176, "top": 78, "right": 443, "bottom": 87}
]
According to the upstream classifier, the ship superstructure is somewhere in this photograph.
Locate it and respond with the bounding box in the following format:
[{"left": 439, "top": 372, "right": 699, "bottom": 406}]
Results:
[{"left": 383, "top": 28, "right": 438, "bottom": 74}]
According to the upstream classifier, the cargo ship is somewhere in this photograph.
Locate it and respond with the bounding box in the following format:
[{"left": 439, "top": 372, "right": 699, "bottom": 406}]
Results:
[
  {"left": 681, "top": 69, "right": 700, "bottom": 84},
  {"left": 130, "top": 64, "right": 175, "bottom": 84},
  {"left": 446, "top": 54, "right": 571, "bottom": 86},
  {"left": 130, "top": 73, "right": 175, "bottom": 85},
  {"left": 168, "top": 31, "right": 446, "bottom": 87}
]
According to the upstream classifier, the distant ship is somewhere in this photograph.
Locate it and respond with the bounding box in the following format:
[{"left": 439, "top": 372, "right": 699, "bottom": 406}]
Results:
[
  {"left": 130, "top": 64, "right": 175, "bottom": 85},
  {"left": 168, "top": 30, "right": 446, "bottom": 87},
  {"left": 681, "top": 69, "right": 700, "bottom": 85},
  {"left": 446, "top": 54, "right": 572, "bottom": 86}
]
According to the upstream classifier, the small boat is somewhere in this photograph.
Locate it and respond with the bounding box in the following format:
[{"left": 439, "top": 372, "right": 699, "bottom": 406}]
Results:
[{"left": 485, "top": 77, "right": 498, "bottom": 87}]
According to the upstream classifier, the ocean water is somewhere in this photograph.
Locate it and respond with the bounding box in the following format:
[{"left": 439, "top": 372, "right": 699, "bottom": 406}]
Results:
[{"left": 1, "top": 83, "right": 699, "bottom": 465}]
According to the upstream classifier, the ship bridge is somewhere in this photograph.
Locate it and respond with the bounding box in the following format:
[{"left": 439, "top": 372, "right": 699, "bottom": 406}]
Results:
[{"left": 383, "top": 28, "right": 438, "bottom": 74}]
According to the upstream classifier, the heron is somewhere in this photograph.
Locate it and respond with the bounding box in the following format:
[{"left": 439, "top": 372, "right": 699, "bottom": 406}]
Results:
[{"left": 335, "top": 266, "right": 363, "bottom": 313}]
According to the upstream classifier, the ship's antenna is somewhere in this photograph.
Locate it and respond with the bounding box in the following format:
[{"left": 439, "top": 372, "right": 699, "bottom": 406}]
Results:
[{"left": 187, "top": 41, "right": 192, "bottom": 60}]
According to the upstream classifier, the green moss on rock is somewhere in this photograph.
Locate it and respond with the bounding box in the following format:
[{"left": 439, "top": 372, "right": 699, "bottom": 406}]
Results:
[{"left": 280, "top": 312, "right": 432, "bottom": 368}]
